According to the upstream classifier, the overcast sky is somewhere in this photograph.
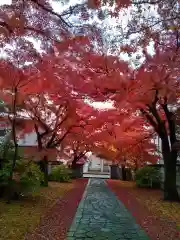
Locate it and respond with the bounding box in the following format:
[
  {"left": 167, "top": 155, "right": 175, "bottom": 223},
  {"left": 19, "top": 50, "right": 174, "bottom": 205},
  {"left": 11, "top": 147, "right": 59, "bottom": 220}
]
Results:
[{"left": 0, "top": 0, "right": 11, "bottom": 5}]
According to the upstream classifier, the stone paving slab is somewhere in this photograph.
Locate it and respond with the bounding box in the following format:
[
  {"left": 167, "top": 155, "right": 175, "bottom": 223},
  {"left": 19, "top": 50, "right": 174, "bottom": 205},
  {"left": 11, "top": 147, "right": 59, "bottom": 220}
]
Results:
[{"left": 67, "top": 179, "right": 150, "bottom": 240}]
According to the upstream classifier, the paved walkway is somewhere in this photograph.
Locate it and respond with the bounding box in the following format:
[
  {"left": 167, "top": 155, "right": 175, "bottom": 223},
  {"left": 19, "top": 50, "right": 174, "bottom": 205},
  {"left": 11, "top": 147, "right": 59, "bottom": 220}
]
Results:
[{"left": 67, "top": 179, "right": 149, "bottom": 240}]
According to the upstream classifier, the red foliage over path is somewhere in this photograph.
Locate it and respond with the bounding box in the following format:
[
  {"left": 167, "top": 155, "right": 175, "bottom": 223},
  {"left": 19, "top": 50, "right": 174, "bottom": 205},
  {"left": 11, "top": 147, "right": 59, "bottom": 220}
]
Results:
[
  {"left": 107, "top": 180, "right": 180, "bottom": 240},
  {"left": 25, "top": 179, "right": 88, "bottom": 240}
]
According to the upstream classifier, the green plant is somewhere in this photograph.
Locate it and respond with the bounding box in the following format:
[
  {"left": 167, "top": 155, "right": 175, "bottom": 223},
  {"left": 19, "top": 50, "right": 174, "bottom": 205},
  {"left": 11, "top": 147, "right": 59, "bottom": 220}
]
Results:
[
  {"left": 49, "top": 165, "right": 72, "bottom": 182},
  {"left": 18, "top": 162, "right": 44, "bottom": 194},
  {"left": 0, "top": 165, "right": 11, "bottom": 186},
  {"left": 0, "top": 140, "right": 17, "bottom": 187},
  {"left": 0, "top": 140, "right": 24, "bottom": 181},
  {"left": 135, "top": 166, "right": 161, "bottom": 188},
  {"left": 0, "top": 140, "right": 44, "bottom": 198}
]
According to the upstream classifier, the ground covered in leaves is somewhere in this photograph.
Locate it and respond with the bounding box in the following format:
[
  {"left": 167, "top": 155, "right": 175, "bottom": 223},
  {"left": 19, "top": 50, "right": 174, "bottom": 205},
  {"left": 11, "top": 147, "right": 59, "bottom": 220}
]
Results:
[
  {"left": 107, "top": 180, "right": 180, "bottom": 240},
  {"left": 0, "top": 181, "right": 75, "bottom": 240},
  {"left": 25, "top": 178, "right": 88, "bottom": 240}
]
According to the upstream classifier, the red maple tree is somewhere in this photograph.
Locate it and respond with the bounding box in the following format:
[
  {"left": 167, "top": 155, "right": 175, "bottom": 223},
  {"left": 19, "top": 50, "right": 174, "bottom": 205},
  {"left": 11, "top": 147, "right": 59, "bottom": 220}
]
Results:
[
  {"left": 64, "top": 41, "right": 180, "bottom": 200},
  {"left": 0, "top": 59, "right": 44, "bottom": 185},
  {"left": 0, "top": 0, "right": 179, "bottom": 202}
]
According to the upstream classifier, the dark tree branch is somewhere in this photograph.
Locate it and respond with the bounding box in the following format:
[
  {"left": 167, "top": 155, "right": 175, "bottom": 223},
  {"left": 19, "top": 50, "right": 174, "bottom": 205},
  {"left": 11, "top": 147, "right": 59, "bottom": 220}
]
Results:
[
  {"left": 51, "top": 128, "right": 71, "bottom": 148},
  {"left": 46, "top": 113, "right": 69, "bottom": 148},
  {"left": 29, "top": 0, "right": 72, "bottom": 27},
  {"left": 131, "top": 0, "right": 163, "bottom": 4},
  {"left": 34, "top": 123, "right": 43, "bottom": 149},
  {"left": 0, "top": 21, "right": 13, "bottom": 33},
  {"left": 140, "top": 108, "right": 160, "bottom": 135}
]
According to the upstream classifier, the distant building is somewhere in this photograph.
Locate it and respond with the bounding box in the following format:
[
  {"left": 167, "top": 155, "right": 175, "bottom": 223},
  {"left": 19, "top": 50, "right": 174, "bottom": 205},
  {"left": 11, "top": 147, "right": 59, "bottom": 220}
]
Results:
[
  {"left": 0, "top": 117, "right": 62, "bottom": 174},
  {"left": 152, "top": 134, "right": 180, "bottom": 163},
  {"left": 17, "top": 130, "right": 65, "bottom": 174},
  {"left": 83, "top": 153, "right": 111, "bottom": 179}
]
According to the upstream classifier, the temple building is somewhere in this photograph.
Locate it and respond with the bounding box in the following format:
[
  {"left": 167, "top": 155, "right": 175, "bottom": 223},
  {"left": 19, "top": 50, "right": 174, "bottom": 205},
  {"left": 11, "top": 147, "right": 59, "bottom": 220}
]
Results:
[{"left": 83, "top": 153, "right": 111, "bottom": 179}]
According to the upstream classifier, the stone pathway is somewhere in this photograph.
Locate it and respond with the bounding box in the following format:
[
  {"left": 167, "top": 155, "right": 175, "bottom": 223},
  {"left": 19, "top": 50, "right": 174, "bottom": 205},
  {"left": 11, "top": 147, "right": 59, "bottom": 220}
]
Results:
[{"left": 67, "top": 179, "right": 150, "bottom": 240}]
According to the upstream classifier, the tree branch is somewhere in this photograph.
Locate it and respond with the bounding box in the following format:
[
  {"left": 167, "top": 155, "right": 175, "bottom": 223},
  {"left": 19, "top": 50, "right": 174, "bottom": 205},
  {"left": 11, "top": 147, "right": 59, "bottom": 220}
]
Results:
[
  {"left": 140, "top": 108, "right": 160, "bottom": 135},
  {"left": 0, "top": 21, "right": 13, "bottom": 33},
  {"left": 51, "top": 128, "right": 71, "bottom": 148},
  {"left": 29, "top": 0, "right": 72, "bottom": 28}
]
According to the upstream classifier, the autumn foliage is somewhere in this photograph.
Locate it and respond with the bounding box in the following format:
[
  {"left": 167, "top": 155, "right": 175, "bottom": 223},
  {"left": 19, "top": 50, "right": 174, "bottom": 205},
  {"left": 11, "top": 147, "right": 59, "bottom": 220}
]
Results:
[{"left": 0, "top": 0, "right": 179, "bottom": 201}]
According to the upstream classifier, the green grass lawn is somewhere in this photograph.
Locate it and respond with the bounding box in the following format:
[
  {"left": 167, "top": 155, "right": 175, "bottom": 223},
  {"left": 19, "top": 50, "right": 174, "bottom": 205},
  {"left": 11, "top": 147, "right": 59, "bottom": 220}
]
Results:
[{"left": 0, "top": 182, "right": 74, "bottom": 240}]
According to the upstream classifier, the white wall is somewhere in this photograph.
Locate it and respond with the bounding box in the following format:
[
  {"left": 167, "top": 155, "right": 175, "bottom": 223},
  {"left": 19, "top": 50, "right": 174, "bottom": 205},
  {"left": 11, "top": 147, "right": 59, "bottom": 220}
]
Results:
[
  {"left": 83, "top": 162, "right": 89, "bottom": 173},
  {"left": 89, "top": 154, "right": 102, "bottom": 170},
  {"left": 18, "top": 132, "right": 38, "bottom": 146},
  {"left": 87, "top": 153, "right": 111, "bottom": 172},
  {"left": 152, "top": 135, "right": 163, "bottom": 164},
  {"left": 153, "top": 135, "right": 180, "bottom": 164}
]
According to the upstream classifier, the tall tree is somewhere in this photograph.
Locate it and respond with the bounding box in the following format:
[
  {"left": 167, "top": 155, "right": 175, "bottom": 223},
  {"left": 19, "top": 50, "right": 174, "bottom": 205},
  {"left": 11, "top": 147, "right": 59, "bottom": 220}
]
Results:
[
  {"left": 22, "top": 93, "right": 77, "bottom": 185},
  {"left": 67, "top": 44, "right": 180, "bottom": 200},
  {"left": 0, "top": 58, "right": 43, "bottom": 199}
]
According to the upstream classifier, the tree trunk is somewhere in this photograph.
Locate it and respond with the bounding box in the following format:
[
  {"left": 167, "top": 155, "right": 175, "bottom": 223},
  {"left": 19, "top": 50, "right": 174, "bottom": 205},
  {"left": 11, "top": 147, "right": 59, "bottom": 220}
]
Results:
[
  {"left": 39, "top": 156, "right": 48, "bottom": 187},
  {"left": 163, "top": 151, "right": 179, "bottom": 201},
  {"left": 121, "top": 165, "right": 126, "bottom": 181},
  {"left": 34, "top": 125, "right": 48, "bottom": 186},
  {"left": 71, "top": 157, "right": 78, "bottom": 169},
  {"left": 0, "top": 185, "right": 5, "bottom": 198},
  {"left": 0, "top": 158, "right": 2, "bottom": 170},
  {"left": 7, "top": 144, "right": 18, "bottom": 202},
  {"left": 71, "top": 157, "right": 81, "bottom": 178},
  {"left": 162, "top": 139, "right": 180, "bottom": 201},
  {"left": 7, "top": 88, "right": 18, "bottom": 203}
]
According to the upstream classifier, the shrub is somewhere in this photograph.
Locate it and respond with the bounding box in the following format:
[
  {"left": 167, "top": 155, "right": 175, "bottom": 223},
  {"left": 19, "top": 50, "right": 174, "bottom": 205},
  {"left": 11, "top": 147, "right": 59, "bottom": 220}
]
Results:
[
  {"left": 0, "top": 141, "right": 18, "bottom": 191},
  {"left": 0, "top": 161, "right": 43, "bottom": 199},
  {"left": 49, "top": 165, "right": 72, "bottom": 182},
  {"left": 18, "top": 162, "right": 44, "bottom": 194},
  {"left": 0, "top": 140, "right": 23, "bottom": 184},
  {"left": 0, "top": 164, "right": 11, "bottom": 185},
  {"left": 135, "top": 166, "right": 161, "bottom": 188},
  {"left": 0, "top": 139, "right": 44, "bottom": 200}
]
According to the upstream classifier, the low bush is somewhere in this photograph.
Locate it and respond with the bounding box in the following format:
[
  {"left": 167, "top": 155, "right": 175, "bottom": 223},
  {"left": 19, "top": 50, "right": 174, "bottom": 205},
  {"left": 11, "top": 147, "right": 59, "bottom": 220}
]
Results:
[
  {"left": 17, "top": 161, "right": 44, "bottom": 194},
  {"left": 49, "top": 165, "right": 72, "bottom": 182},
  {"left": 0, "top": 161, "right": 43, "bottom": 199},
  {"left": 0, "top": 140, "right": 17, "bottom": 186},
  {"left": 135, "top": 166, "right": 161, "bottom": 188},
  {"left": 0, "top": 140, "right": 43, "bottom": 199}
]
